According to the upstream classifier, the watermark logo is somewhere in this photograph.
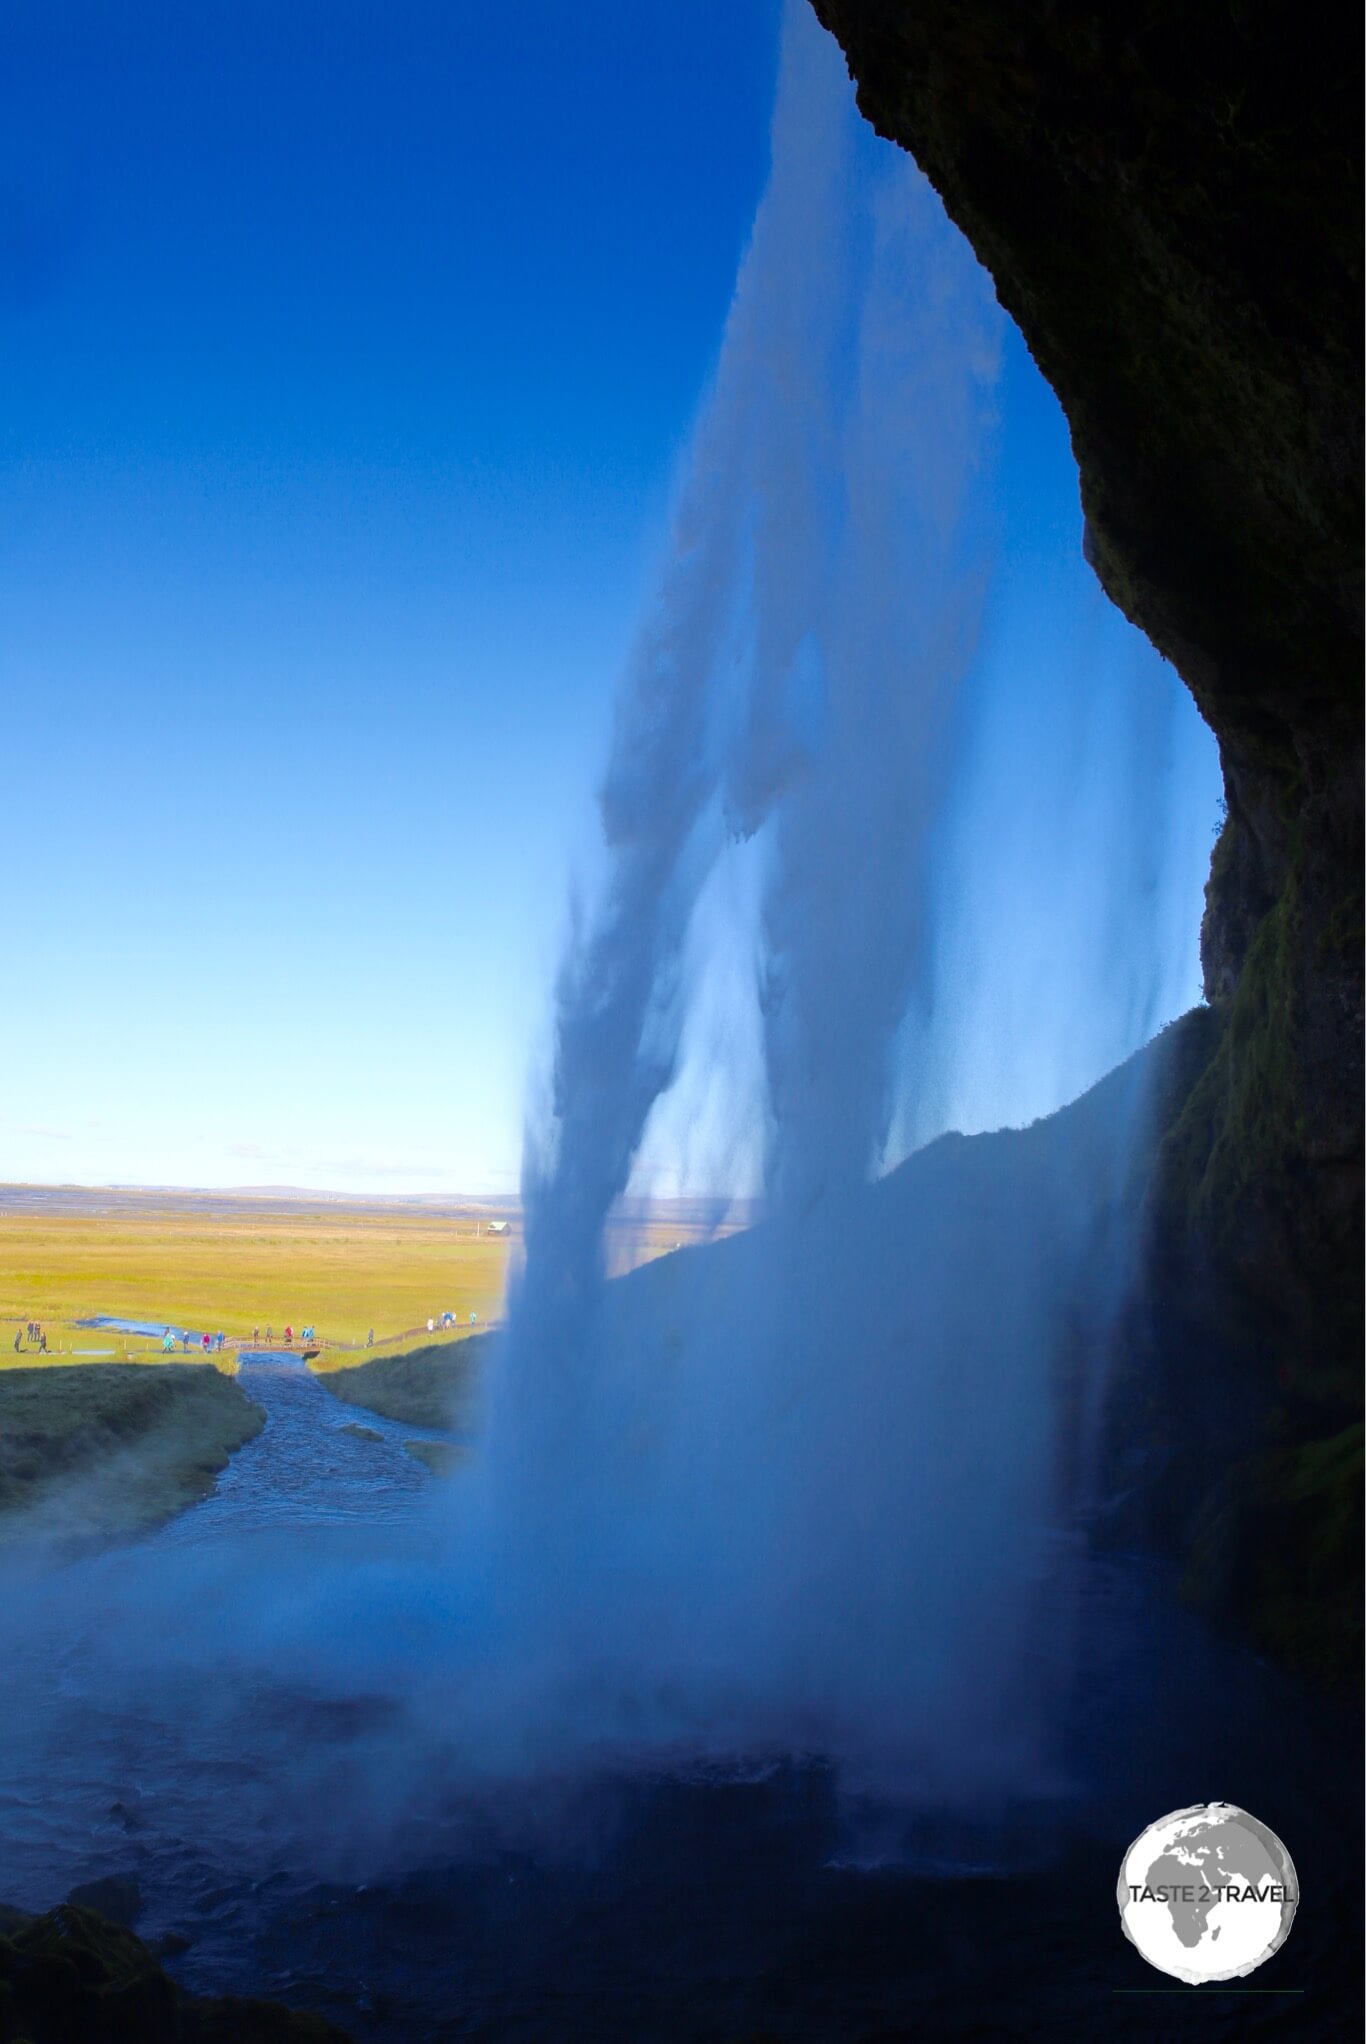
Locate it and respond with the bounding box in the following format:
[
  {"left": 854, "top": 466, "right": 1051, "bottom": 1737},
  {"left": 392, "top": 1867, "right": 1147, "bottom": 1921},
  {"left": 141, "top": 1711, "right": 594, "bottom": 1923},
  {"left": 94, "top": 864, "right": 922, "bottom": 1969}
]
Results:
[{"left": 1117, "top": 1802, "right": 1298, "bottom": 1984}]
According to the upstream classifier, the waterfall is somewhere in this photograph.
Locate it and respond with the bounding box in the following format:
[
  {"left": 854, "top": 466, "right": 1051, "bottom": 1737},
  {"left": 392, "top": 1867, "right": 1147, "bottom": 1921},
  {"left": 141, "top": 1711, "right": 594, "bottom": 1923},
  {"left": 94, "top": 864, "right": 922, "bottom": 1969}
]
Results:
[{"left": 427, "top": 2, "right": 1215, "bottom": 1803}]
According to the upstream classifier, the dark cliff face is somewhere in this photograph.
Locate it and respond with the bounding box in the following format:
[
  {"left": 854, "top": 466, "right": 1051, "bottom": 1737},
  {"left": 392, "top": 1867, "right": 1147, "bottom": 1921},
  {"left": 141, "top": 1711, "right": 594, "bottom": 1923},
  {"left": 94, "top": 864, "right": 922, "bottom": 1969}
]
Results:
[
  {"left": 808, "top": 0, "right": 1362, "bottom": 1675},
  {"left": 809, "top": 0, "right": 1362, "bottom": 1347}
]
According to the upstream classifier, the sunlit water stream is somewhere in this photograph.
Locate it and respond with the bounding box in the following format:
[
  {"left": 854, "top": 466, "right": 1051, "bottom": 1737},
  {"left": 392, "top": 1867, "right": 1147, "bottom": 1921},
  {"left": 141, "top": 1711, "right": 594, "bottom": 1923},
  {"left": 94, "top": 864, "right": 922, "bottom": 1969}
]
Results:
[{"left": 162, "top": 1355, "right": 454, "bottom": 1533}]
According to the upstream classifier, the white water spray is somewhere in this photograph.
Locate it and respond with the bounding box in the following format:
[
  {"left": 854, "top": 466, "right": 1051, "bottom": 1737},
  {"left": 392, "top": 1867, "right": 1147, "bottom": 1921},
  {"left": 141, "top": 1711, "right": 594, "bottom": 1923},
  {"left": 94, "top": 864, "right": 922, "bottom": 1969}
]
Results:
[{"left": 424, "top": 5, "right": 1213, "bottom": 1799}]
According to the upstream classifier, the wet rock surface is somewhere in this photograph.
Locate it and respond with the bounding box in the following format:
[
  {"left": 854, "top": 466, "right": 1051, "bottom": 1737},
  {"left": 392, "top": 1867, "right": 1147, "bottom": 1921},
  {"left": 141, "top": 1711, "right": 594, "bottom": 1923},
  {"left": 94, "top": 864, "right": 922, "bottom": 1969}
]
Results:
[
  {"left": 0, "top": 1904, "right": 353, "bottom": 2043},
  {"left": 66, "top": 1874, "right": 142, "bottom": 1927}
]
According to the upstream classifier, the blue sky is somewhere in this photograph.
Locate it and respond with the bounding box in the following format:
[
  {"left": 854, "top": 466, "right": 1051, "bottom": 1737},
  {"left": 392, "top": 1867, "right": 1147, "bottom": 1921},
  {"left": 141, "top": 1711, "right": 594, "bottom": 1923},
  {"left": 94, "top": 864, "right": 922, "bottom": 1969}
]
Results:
[
  {"left": 1, "top": 1, "right": 1217, "bottom": 1194},
  {"left": 1, "top": 1, "right": 781, "bottom": 1190}
]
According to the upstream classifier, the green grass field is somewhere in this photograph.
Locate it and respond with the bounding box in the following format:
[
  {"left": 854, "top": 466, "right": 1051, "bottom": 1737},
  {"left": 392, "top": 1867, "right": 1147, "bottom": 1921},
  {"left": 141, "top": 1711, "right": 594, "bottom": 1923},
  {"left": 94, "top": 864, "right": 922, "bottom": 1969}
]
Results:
[
  {"left": 0, "top": 1189, "right": 737, "bottom": 1369},
  {"left": 0, "top": 1196, "right": 511, "bottom": 1358}
]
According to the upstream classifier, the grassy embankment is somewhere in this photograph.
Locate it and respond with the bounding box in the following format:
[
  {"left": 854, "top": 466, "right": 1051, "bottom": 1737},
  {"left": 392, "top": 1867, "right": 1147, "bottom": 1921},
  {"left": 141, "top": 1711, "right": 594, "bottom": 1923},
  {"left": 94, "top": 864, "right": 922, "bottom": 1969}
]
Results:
[
  {"left": 311, "top": 1333, "right": 491, "bottom": 1431},
  {"left": 0, "top": 1364, "right": 262, "bottom": 1544}
]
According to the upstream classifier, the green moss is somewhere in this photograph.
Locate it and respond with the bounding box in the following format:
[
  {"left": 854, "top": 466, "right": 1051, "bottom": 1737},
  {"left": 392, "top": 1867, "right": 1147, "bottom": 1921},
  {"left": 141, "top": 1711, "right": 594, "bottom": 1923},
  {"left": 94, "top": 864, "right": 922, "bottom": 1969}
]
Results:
[
  {"left": 1165, "top": 876, "right": 1300, "bottom": 1236},
  {"left": 1139, "top": 868, "right": 1361, "bottom": 1682},
  {"left": 1155, "top": 834, "right": 1361, "bottom": 1378},
  {"left": 1317, "top": 884, "right": 1363, "bottom": 963},
  {"left": 1182, "top": 1423, "right": 1364, "bottom": 1686}
]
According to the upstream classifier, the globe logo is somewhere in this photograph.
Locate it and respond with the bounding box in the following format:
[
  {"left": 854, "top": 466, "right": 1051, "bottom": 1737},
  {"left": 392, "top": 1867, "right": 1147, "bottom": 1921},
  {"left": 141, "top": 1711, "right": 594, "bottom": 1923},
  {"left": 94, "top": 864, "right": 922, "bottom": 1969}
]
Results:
[{"left": 1117, "top": 1803, "right": 1298, "bottom": 1983}]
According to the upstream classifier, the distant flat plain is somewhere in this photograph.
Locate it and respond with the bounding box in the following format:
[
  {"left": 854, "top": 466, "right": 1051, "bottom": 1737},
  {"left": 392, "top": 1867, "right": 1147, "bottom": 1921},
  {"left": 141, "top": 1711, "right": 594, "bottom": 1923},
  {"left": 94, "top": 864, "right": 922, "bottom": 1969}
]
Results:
[{"left": 0, "top": 1184, "right": 747, "bottom": 1365}]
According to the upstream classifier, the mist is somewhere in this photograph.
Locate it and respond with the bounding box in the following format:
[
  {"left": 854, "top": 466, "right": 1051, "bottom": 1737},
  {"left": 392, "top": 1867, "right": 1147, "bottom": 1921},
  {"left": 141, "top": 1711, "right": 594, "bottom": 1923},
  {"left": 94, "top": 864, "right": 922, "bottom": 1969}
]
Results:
[{"left": 0, "top": 2, "right": 1220, "bottom": 1903}]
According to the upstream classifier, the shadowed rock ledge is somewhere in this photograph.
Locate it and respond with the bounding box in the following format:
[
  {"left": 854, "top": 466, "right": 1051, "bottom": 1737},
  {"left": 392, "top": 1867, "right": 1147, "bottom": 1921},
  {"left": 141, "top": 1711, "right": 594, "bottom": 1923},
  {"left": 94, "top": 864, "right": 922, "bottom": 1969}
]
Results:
[
  {"left": 808, "top": 0, "right": 1362, "bottom": 1671},
  {"left": 0, "top": 1904, "right": 354, "bottom": 2043}
]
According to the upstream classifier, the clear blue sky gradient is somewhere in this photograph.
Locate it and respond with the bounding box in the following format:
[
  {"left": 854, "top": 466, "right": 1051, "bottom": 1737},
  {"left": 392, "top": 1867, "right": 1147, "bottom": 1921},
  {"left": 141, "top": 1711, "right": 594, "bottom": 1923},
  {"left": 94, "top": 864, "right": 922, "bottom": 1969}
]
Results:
[
  {"left": 1, "top": 2, "right": 1215, "bottom": 1192},
  {"left": 2, "top": 1, "right": 782, "bottom": 1189}
]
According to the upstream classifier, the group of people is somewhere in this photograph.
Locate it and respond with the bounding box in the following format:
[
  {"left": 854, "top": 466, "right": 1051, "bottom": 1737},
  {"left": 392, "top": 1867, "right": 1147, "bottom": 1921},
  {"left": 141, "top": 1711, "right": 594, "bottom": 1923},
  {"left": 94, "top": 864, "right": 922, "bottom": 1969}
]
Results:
[
  {"left": 162, "top": 1328, "right": 226, "bottom": 1355},
  {"left": 10, "top": 1312, "right": 476, "bottom": 1361},
  {"left": 10, "top": 1319, "right": 330, "bottom": 1359}
]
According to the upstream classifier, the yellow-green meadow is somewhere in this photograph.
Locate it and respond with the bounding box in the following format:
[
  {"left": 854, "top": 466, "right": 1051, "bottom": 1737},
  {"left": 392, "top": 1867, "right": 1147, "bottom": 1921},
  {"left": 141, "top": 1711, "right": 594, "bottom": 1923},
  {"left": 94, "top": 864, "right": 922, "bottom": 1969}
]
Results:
[{"left": 0, "top": 1191, "right": 513, "bottom": 1361}]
